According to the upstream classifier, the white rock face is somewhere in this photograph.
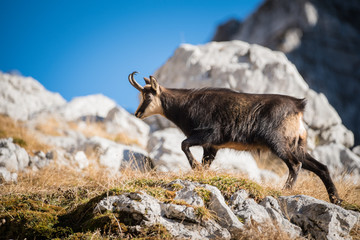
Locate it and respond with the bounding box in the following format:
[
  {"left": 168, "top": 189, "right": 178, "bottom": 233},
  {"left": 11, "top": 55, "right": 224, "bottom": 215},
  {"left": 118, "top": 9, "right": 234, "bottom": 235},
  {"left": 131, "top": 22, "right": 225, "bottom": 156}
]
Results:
[
  {"left": 0, "top": 72, "right": 66, "bottom": 120},
  {"left": 0, "top": 167, "right": 18, "bottom": 183},
  {"left": 95, "top": 191, "right": 231, "bottom": 239},
  {"left": 0, "top": 138, "right": 30, "bottom": 172},
  {"left": 312, "top": 143, "right": 360, "bottom": 182},
  {"left": 93, "top": 180, "right": 359, "bottom": 239},
  {"left": 105, "top": 107, "right": 150, "bottom": 148},
  {"left": 229, "top": 190, "right": 302, "bottom": 238},
  {"left": 82, "top": 136, "right": 150, "bottom": 172},
  {"left": 74, "top": 151, "right": 89, "bottom": 170},
  {"left": 57, "top": 94, "right": 117, "bottom": 121},
  {"left": 278, "top": 195, "right": 358, "bottom": 240},
  {"left": 147, "top": 128, "right": 201, "bottom": 172}
]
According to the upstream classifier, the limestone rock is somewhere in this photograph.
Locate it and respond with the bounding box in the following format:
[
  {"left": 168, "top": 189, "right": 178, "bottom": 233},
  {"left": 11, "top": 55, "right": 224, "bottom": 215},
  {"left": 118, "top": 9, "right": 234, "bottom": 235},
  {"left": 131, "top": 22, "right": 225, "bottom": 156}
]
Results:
[
  {"left": 229, "top": 190, "right": 302, "bottom": 238},
  {"left": 0, "top": 167, "right": 17, "bottom": 183},
  {"left": 95, "top": 191, "right": 231, "bottom": 239},
  {"left": 40, "top": 129, "right": 87, "bottom": 153},
  {"left": 73, "top": 151, "right": 89, "bottom": 170},
  {"left": 353, "top": 145, "right": 360, "bottom": 157},
  {"left": 82, "top": 136, "right": 150, "bottom": 172},
  {"left": 147, "top": 128, "right": 200, "bottom": 172},
  {"left": 105, "top": 106, "right": 150, "bottom": 148},
  {"left": 204, "top": 185, "right": 244, "bottom": 237},
  {"left": 260, "top": 196, "right": 303, "bottom": 238},
  {"left": 171, "top": 180, "right": 204, "bottom": 207},
  {"left": 0, "top": 138, "right": 30, "bottom": 173},
  {"left": 230, "top": 190, "right": 271, "bottom": 224},
  {"left": 278, "top": 195, "right": 358, "bottom": 240},
  {"left": 0, "top": 72, "right": 66, "bottom": 121},
  {"left": 311, "top": 143, "right": 360, "bottom": 182},
  {"left": 57, "top": 94, "right": 116, "bottom": 121},
  {"left": 167, "top": 180, "right": 243, "bottom": 237},
  {"left": 29, "top": 151, "right": 53, "bottom": 170}
]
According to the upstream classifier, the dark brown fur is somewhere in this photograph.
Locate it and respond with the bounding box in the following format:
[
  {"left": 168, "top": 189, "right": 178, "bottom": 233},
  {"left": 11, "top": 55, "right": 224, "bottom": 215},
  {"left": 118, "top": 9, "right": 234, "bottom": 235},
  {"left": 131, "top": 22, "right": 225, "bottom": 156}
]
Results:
[{"left": 129, "top": 72, "right": 342, "bottom": 204}]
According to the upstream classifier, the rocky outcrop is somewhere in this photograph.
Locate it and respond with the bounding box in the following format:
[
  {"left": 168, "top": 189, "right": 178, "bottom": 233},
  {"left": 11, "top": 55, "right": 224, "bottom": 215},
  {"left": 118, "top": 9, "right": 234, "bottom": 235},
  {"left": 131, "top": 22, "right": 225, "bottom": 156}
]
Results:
[
  {"left": 152, "top": 40, "right": 357, "bottom": 180},
  {"left": 278, "top": 195, "right": 358, "bottom": 239},
  {"left": 95, "top": 190, "right": 231, "bottom": 239},
  {"left": 0, "top": 72, "right": 66, "bottom": 121},
  {"left": 81, "top": 136, "right": 151, "bottom": 172},
  {"left": 0, "top": 138, "right": 55, "bottom": 183},
  {"left": 93, "top": 180, "right": 359, "bottom": 239},
  {"left": 56, "top": 94, "right": 117, "bottom": 121},
  {"left": 212, "top": 0, "right": 360, "bottom": 145},
  {"left": 104, "top": 106, "right": 150, "bottom": 148}
]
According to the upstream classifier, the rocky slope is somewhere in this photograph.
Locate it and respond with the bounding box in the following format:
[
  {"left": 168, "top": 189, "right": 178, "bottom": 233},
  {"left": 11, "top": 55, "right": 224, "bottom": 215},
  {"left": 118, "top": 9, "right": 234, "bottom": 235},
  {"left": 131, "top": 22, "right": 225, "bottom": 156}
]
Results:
[
  {"left": 212, "top": 0, "right": 360, "bottom": 145},
  {"left": 1, "top": 36, "right": 360, "bottom": 238},
  {"left": 1, "top": 176, "right": 359, "bottom": 239}
]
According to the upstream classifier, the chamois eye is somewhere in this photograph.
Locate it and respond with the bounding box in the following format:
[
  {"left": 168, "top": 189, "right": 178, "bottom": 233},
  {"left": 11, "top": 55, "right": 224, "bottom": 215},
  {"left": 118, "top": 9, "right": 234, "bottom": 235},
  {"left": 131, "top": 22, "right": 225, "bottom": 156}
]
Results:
[{"left": 145, "top": 94, "right": 152, "bottom": 100}]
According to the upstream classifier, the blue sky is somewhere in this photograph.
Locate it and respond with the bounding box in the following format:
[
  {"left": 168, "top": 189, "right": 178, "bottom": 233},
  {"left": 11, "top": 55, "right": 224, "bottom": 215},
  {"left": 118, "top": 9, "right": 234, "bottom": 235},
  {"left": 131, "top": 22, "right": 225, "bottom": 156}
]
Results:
[{"left": 0, "top": 0, "right": 262, "bottom": 113}]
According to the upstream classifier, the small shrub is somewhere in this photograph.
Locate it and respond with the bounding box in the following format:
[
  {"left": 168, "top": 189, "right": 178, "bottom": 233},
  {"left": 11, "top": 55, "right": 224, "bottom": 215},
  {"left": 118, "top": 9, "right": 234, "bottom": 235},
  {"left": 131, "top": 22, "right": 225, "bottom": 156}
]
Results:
[
  {"left": 194, "top": 187, "right": 212, "bottom": 205},
  {"left": 13, "top": 137, "right": 27, "bottom": 147},
  {"left": 194, "top": 206, "right": 214, "bottom": 221}
]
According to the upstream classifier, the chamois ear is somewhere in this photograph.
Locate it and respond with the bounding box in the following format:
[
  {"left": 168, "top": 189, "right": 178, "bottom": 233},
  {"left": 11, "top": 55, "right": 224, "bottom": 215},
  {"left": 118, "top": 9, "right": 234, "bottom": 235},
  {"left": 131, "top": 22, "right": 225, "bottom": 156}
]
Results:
[
  {"left": 143, "top": 77, "right": 151, "bottom": 85},
  {"left": 150, "top": 76, "right": 160, "bottom": 93}
]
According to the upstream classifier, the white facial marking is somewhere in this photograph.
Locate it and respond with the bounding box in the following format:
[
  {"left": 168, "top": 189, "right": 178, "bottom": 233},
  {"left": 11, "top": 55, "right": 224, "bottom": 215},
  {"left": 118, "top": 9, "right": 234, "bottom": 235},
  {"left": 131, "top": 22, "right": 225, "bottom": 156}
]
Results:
[{"left": 143, "top": 95, "right": 162, "bottom": 118}]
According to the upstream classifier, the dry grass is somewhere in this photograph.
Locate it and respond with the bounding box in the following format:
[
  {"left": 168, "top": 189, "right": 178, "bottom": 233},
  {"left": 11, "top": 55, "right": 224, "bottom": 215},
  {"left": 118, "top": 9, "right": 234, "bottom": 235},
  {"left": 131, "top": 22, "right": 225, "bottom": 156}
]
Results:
[
  {"left": 1, "top": 113, "right": 359, "bottom": 239},
  {"left": 35, "top": 117, "right": 64, "bottom": 136},
  {"left": 0, "top": 114, "right": 50, "bottom": 154},
  {"left": 1, "top": 164, "right": 359, "bottom": 239},
  {"left": 2, "top": 164, "right": 359, "bottom": 207},
  {"left": 69, "top": 120, "right": 142, "bottom": 147}
]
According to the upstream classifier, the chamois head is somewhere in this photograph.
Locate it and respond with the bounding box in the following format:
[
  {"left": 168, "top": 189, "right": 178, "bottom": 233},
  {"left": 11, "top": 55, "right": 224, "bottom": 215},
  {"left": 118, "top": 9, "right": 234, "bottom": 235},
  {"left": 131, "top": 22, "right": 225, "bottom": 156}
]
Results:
[{"left": 129, "top": 71, "right": 163, "bottom": 119}]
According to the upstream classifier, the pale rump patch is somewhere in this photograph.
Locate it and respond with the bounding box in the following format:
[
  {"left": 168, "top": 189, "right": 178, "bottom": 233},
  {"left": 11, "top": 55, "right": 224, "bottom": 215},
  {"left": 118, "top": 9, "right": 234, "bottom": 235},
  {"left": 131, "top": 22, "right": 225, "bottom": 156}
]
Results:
[{"left": 298, "top": 114, "right": 307, "bottom": 140}]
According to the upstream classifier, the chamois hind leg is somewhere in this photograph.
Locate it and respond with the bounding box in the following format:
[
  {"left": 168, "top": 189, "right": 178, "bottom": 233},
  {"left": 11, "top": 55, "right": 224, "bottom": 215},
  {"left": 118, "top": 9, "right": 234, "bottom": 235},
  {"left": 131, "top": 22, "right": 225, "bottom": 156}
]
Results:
[
  {"left": 302, "top": 153, "right": 342, "bottom": 205},
  {"left": 282, "top": 154, "right": 302, "bottom": 190},
  {"left": 202, "top": 146, "right": 218, "bottom": 168},
  {"left": 270, "top": 140, "right": 302, "bottom": 190}
]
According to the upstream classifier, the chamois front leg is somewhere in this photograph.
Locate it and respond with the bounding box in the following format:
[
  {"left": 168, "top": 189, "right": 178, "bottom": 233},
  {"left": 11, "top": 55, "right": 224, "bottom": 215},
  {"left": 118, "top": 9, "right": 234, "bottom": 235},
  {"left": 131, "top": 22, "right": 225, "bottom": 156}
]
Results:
[{"left": 181, "top": 136, "right": 209, "bottom": 169}]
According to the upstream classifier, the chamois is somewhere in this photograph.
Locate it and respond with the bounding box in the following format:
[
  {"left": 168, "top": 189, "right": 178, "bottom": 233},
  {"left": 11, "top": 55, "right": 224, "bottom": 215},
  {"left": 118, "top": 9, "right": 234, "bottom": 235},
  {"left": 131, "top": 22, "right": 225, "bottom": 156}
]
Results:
[{"left": 128, "top": 71, "right": 342, "bottom": 204}]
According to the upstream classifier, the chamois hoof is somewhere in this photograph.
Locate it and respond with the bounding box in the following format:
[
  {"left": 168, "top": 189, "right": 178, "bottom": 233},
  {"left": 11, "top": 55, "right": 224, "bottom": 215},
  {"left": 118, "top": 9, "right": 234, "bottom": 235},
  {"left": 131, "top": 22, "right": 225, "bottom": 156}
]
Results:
[
  {"left": 191, "top": 162, "right": 203, "bottom": 171},
  {"left": 331, "top": 196, "right": 343, "bottom": 206}
]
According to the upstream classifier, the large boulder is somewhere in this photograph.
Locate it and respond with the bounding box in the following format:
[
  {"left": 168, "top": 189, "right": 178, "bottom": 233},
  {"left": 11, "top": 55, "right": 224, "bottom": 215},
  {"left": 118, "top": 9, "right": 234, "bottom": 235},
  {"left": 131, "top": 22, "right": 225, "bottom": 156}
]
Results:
[
  {"left": 95, "top": 191, "right": 231, "bottom": 239},
  {"left": 82, "top": 136, "right": 151, "bottom": 172},
  {"left": 0, "top": 72, "right": 66, "bottom": 120},
  {"left": 93, "top": 180, "right": 359, "bottom": 239},
  {"left": 56, "top": 94, "right": 117, "bottom": 121},
  {"left": 278, "top": 195, "right": 358, "bottom": 240},
  {"left": 0, "top": 138, "right": 29, "bottom": 173},
  {"left": 212, "top": 0, "right": 360, "bottom": 145},
  {"left": 229, "top": 190, "right": 302, "bottom": 238},
  {"left": 105, "top": 106, "right": 150, "bottom": 148},
  {"left": 312, "top": 143, "right": 360, "bottom": 182}
]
